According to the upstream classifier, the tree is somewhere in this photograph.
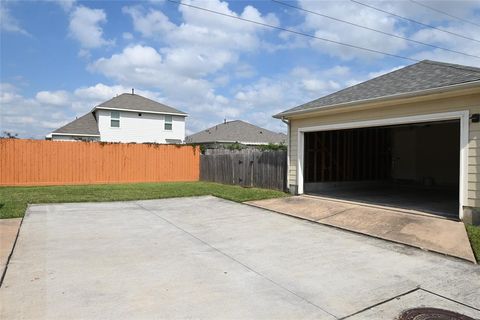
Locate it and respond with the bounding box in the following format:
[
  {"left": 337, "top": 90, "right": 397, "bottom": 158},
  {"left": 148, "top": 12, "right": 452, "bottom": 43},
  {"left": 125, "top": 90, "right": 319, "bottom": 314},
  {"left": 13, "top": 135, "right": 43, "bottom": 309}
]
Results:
[{"left": 1, "top": 131, "right": 18, "bottom": 139}]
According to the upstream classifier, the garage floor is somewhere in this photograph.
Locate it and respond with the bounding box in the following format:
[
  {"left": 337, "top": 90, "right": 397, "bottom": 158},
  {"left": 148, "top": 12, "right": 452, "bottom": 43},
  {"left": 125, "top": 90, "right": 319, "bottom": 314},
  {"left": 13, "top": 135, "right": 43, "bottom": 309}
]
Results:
[
  {"left": 1, "top": 196, "right": 479, "bottom": 319},
  {"left": 307, "top": 184, "right": 458, "bottom": 218}
]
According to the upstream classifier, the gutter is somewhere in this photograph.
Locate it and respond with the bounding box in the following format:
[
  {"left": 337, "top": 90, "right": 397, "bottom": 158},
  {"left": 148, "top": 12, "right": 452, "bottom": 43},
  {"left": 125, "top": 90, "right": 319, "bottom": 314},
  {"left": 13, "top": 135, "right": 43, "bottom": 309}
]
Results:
[
  {"left": 186, "top": 140, "right": 282, "bottom": 145},
  {"left": 274, "top": 80, "right": 480, "bottom": 119},
  {"left": 50, "top": 133, "right": 101, "bottom": 137}
]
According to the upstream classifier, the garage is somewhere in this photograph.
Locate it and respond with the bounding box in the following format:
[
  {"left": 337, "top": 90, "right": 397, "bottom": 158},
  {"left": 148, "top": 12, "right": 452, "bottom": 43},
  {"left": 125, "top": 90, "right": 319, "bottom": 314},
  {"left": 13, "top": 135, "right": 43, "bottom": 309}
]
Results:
[
  {"left": 302, "top": 119, "right": 460, "bottom": 218},
  {"left": 274, "top": 60, "right": 480, "bottom": 224}
]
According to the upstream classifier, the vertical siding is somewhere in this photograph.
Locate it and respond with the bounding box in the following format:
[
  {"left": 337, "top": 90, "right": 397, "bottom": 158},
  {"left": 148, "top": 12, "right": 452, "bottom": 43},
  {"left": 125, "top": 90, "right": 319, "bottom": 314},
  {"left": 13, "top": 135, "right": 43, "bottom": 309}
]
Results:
[{"left": 0, "top": 139, "right": 200, "bottom": 186}]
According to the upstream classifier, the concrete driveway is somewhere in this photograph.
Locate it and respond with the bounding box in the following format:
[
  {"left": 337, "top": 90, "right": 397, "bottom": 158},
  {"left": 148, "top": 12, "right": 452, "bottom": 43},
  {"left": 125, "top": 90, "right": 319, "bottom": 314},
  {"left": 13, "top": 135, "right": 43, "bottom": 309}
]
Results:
[{"left": 1, "top": 196, "right": 479, "bottom": 319}]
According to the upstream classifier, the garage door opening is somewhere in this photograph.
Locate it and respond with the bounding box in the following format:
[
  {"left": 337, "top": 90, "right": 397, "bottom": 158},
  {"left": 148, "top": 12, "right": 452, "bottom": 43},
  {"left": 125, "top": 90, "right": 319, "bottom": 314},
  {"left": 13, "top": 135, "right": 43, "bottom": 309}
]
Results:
[{"left": 303, "top": 120, "right": 460, "bottom": 218}]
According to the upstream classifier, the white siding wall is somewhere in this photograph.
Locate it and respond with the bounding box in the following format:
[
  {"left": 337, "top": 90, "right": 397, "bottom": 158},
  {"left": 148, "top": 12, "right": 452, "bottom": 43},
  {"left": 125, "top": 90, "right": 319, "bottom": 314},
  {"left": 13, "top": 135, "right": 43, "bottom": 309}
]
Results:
[{"left": 96, "top": 110, "right": 185, "bottom": 143}]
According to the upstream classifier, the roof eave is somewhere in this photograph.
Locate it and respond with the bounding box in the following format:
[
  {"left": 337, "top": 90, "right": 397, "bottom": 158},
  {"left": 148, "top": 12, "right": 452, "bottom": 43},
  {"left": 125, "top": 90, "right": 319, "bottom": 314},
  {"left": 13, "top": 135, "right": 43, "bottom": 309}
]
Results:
[
  {"left": 273, "top": 80, "right": 480, "bottom": 119},
  {"left": 94, "top": 106, "right": 188, "bottom": 117},
  {"left": 51, "top": 133, "right": 101, "bottom": 137}
]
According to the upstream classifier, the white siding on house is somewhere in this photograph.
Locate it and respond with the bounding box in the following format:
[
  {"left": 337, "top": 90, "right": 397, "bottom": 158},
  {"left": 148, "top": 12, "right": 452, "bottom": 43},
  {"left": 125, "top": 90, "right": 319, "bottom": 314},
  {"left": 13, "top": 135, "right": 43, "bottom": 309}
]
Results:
[{"left": 96, "top": 110, "right": 185, "bottom": 143}]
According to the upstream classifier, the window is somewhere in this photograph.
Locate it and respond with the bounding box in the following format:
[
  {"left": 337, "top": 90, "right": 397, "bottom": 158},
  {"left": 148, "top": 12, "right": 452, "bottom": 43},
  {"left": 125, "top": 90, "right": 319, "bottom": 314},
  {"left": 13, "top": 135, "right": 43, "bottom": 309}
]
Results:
[
  {"left": 111, "top": 111, "right": 120, "bottom": 128},
  {"left": 164, "top": 115, "right": 172, "bottom": 131}
]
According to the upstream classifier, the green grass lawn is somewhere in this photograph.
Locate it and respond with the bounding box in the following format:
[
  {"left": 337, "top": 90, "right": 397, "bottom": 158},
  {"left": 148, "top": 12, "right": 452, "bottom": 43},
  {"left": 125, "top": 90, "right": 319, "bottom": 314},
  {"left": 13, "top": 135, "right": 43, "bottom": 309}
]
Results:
[
  {"left": 466, "top": 224, "right": 480, "bottom": 262},
  {"left": 0, "top": 182, "right": 288, "bottom": 219}
]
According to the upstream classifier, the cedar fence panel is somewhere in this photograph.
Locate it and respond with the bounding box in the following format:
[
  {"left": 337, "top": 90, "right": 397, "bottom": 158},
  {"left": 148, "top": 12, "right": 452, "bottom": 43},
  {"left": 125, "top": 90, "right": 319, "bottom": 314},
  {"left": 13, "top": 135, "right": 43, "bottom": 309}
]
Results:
[
  {"left": 0, "top": 139, "right": 200, "bottom": 186},
  {"left": 200, "top": 150, "right": 287, "bottom": 191}
]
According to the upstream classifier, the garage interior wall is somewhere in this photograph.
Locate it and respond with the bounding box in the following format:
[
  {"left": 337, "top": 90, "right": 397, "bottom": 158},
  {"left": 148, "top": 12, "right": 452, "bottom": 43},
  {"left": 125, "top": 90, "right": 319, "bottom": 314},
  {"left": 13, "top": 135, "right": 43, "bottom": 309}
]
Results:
[{"left": 303, "top": 121, "right": 459, "bottom": 190}]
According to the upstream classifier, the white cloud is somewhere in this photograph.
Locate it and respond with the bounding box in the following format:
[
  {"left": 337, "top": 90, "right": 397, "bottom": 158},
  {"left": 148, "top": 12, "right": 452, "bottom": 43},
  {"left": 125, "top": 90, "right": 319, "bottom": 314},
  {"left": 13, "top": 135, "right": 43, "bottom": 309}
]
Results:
[
  {"left": 230, "top": 67, "right": 345, "bottom": 132},
  {"left": 69, "top": 5, "right": 113, "bottom": 49},
  {"left": 55, "top": 0, "right": 76, "bottom": 12},
  {"left": 121, "top": 0, "right": 277, "bottom": 78},
  {"left": 1, "top": 83, "right": 72, "bottom": 138},
  {"left": 293, "top": 0, "right": 480, "bottom": 63},
  {"left": 35, "top": 90, "right": 70, "bottom": 106},
  {"left": 409, "top": 25, "right": 480, "bottom": 67},
  {"left": 297, "top": 0, "right": 408, "bottom": 60},
  {"left": 122, "top": 32, "right": 133, "bottom": 40},
  {"left": 72, "top": 83, "right": 165, "bottom": 112},
  {"left": 0, "top": 3, "right": 29, "bottom": 35},
  {"left": 122, "top": 6, "right": 175, "bottom": 38}
]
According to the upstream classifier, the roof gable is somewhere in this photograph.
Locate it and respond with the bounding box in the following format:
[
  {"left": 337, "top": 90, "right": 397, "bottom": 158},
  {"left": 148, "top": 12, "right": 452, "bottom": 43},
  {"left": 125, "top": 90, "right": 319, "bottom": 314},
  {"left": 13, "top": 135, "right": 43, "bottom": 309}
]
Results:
[
  {"left": 185, "top": 120, "right": 286, "bottom": 144},
  {"left": 277, "top": 60, "right": 480, "bottom": 117},
  {"left": 94, "top": 93, "right": 187, "bottom": 115}
]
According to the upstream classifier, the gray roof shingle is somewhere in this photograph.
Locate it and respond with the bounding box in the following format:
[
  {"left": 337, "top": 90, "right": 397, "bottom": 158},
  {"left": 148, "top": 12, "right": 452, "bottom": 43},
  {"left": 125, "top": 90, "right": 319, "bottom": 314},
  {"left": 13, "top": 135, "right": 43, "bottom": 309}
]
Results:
[
  {"left": 52, "top": 112, "right": 99, "bottom": 136},
  {"left": 276, "top": 60, "right": 480, "bottom": 117},
  {"left": 185, "top": 120, "right": 286, "bottom": 144},
  {"left": 95, "top": 93, "right": 187, "bottom": 115}
]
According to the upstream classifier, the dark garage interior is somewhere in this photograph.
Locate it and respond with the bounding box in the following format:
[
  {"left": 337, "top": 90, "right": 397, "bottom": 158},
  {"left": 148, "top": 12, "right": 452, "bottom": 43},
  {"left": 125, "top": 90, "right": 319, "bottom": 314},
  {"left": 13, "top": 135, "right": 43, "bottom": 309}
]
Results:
[{"left": 303, "top": 120, "right": 460, "bottom": 218}]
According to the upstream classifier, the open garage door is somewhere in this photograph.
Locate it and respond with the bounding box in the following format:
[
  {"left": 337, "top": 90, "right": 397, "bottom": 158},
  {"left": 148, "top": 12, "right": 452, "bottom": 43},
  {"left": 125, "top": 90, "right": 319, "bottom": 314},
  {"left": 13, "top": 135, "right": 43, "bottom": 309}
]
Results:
[{"left": 302, "top": 120, "right": 461, "bottom": 218}]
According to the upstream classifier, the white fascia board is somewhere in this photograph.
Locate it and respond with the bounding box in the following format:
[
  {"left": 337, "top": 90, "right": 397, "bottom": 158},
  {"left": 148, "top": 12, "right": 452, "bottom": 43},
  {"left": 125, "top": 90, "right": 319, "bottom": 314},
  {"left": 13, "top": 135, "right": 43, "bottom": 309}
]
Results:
[{"left": 95, "top": 107, "right": 188, "bottom": 117}]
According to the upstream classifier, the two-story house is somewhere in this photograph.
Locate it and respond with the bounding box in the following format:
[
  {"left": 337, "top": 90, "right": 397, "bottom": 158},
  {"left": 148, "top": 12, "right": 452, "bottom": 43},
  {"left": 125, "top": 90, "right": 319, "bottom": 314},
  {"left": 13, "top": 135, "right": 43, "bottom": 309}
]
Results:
[{"left": 46, "top": 92, "right": 187, "bottom": 143}]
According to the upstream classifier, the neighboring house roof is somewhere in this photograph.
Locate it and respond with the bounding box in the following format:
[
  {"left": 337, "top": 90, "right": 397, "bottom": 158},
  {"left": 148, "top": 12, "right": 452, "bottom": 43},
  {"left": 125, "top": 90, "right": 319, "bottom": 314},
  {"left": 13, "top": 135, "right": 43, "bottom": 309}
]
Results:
[
  {"left": 52, "top": 112, "right": 99, "bottom": 136},
  {"left": 94, "top": 93, "right": 187, "bottom": 116},
  {"left": 185, "top": 120, "right": 287, "bottom": 144},
  {"left": 275, "top": 60, "right": 480, "bottom": 118}
]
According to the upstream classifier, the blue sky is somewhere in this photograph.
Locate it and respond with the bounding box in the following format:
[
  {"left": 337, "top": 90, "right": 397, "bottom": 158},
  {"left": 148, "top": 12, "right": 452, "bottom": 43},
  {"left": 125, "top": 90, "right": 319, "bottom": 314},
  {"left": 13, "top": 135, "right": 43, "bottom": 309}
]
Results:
[{"left": 1, "top": 0, "right": 479, "bottom": 138}]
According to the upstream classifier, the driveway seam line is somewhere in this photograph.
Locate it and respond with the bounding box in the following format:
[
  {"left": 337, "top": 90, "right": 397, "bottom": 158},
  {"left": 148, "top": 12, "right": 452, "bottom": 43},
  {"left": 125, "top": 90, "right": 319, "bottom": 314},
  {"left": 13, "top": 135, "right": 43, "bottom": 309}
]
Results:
[
  {"left": 135, "top": 202, "right": 338, "bottom": 319},
  {"left": 419, "top": 288, "right": 480, "bottom": 311},
  {"left": 337, "top": 287, "right": 421, "bottom": 319}
]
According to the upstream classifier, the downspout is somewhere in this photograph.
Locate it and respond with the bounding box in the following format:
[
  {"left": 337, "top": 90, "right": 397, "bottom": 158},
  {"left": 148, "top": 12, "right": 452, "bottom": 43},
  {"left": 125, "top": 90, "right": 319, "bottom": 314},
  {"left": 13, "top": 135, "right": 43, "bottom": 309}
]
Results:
[{"left": 281, "top": 117, "right": 291, "bottom": 193}]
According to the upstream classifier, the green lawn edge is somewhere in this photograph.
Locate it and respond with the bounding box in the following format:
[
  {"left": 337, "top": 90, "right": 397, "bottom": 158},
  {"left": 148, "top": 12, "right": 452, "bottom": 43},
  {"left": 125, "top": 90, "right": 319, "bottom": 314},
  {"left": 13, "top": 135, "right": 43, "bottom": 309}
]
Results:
[
  {"left": 0, "top": 181, "right": 288, "bottom": 219},
  {"left": 466, "top": 224, "right": 480, "bottom": 262}
]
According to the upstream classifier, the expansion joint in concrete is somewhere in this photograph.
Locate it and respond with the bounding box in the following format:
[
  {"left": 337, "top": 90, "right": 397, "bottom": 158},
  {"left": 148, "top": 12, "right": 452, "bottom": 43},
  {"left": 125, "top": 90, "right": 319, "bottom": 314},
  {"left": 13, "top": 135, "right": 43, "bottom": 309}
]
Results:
[
  {"left": 338, "top": 287, "right": 421, "bottom": 320},
  {"left": 419, "top": 288, "right": 480, "bottom": 312}
]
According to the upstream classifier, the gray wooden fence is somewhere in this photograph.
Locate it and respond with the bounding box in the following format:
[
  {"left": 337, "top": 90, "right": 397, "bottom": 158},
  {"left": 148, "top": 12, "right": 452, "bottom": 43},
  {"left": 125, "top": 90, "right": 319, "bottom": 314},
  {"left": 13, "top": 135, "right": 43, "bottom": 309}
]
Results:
[{"left": 200, "top": 150, "right": 287, "bottom": 191}]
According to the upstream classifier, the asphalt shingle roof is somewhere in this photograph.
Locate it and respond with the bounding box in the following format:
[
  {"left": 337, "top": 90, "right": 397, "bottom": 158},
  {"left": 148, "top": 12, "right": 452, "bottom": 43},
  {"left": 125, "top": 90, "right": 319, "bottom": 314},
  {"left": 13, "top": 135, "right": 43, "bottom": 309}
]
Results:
[
  {"left": 95, "top": 93, "right": 187, "bottom": 115},
  {"left": 276, "top": 60, "right": 480, "bottom": 117},
  {"left": 52, "top": 112, "right": 99, "bottom": 136},
  {"left": 185, "top": 120, "right": 286, "bottom": 144}
]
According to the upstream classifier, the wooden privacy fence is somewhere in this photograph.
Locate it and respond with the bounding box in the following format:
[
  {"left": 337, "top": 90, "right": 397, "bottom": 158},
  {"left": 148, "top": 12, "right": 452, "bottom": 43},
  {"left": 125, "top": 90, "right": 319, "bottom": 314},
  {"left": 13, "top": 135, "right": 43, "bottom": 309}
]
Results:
[
  {"left": 200, "top": 150, "right": 287, "bottom": 191},
  {"left": 0, "top": 139, "right": 200, "bottom": 186}
]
